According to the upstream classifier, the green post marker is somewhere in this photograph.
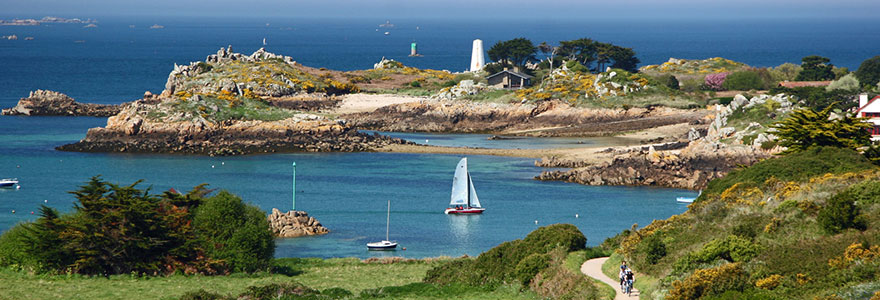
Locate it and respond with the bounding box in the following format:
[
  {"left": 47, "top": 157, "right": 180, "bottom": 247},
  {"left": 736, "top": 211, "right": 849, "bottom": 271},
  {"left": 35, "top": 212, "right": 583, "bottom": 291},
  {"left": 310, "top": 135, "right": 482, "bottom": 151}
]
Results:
[{"left": 293, "top": 162, "right": 296, "bottom": 211}]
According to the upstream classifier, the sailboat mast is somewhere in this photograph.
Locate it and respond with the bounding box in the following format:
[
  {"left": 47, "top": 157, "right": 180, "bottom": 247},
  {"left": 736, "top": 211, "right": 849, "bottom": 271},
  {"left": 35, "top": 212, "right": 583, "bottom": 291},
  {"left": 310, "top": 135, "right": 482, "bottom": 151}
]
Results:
[
  {"left": 466, "top": 173, "right": 471, "bottom": 208},
  {"left": 386, "top": 199, "right": 391, "bottom": 241}
]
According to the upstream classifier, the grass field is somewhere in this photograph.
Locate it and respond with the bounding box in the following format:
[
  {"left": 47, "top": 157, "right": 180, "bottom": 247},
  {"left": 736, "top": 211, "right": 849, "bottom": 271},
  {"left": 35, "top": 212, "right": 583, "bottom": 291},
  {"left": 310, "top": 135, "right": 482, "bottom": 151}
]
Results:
[{"left": 0, "top": 257, "right": 539, "bottom": 300}]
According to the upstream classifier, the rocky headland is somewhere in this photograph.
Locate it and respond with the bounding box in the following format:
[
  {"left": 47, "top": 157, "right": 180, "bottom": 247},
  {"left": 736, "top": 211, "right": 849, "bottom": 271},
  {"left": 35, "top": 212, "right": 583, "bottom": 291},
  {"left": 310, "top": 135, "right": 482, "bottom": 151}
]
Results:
[
  {"left": 268, "top": 208, "right": 329, "bottom": 238},
  {"left": 534, "top": 93, "right": 794, "bottom": 189},
  {"left": 345, "top": 99, "right": 708, "bottom": 137},
  {"left": 2, "top": 90, "right": 124, "bottom": 117}
]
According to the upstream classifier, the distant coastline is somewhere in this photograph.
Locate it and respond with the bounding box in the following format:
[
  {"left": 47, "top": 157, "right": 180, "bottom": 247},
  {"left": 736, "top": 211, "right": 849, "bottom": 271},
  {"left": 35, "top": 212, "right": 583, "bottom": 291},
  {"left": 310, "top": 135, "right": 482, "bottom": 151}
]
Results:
[{"left": 0, "top": 16, "right": 96, "bottom": 26}]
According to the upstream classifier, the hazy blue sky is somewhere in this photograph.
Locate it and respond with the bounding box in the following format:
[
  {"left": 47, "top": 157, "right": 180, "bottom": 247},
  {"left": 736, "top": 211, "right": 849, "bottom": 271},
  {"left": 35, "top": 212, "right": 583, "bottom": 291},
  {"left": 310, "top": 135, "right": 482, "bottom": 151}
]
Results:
[{"left": 2, "top": 0, "right": 878, "bottom": 19}]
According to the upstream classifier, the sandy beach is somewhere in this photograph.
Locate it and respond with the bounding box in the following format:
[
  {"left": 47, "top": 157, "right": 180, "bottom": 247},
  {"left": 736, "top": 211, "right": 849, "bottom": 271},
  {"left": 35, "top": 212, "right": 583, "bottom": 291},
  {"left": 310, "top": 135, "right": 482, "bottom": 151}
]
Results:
[{"left": 333, "top": 93, "right": 426, "bottom": 114}]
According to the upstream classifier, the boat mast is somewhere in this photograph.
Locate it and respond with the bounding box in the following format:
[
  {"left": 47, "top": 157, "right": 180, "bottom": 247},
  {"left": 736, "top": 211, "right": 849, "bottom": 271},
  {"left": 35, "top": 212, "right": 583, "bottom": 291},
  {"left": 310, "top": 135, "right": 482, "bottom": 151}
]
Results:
[
  {"left": 386, "top": 199, "right": 391, "bottom": 241},
  {"left": 466, "top": 173, "right": 471, "bottom": 208}
]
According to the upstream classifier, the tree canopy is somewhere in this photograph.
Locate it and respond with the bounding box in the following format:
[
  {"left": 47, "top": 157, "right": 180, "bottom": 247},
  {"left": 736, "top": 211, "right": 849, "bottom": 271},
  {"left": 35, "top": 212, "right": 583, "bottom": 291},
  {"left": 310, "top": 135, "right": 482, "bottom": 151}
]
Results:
[
  {"left": 487, "top": 38, "right": 537, "bottom": 69},
  {"left": 855, "top": 55, "right": 880, "bottom": 88},
  {"left": 556, "top": 38, "right": 640, "bottom": 73},
  {"left": 1, "top": 177, "right": 274, "bottom": 275},
  {"left": 795, "top": 55, "right": 835, "bottom": 81},
  {"left": 772, "top": 104, "right": 871, "bottom": 153}
]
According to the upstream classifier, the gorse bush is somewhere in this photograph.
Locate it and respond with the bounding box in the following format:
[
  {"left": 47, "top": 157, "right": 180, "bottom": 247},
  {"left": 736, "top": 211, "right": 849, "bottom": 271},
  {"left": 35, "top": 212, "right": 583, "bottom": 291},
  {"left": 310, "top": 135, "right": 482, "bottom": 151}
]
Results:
[
  {"left": 515, "top": 253, "right": 551, "bottom": 285},
  {"left": 0, "top": 177, "right": 274, "bottom": 275},
  {"left": 702, "top": 147, "right": 876, "bottom": 199},
  {"left": 667, "top": 263, "right": 749, "bottom": 300},
  {"left": 424, "top": 223, "right": 586, "bottom": 286},
  {"left": 817, "top": 190, "right": 867, "bottom": 234},
  {"left": 641, "top": 234, "right": 667, "bottom": 265}
]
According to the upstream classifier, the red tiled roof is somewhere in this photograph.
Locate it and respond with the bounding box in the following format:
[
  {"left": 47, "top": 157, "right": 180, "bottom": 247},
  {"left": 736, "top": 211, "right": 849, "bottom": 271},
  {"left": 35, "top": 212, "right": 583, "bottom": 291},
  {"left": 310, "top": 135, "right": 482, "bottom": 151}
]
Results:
[{"left": 778, "top": 81, "right": 832, "bottom": 88}]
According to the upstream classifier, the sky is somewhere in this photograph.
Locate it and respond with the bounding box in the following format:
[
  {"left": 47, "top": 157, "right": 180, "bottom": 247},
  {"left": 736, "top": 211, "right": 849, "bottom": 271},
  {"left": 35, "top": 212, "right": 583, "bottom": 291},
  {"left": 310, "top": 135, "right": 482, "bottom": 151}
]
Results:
[{"left": 1, "top": 0, "right": 879, "bottom": 20}]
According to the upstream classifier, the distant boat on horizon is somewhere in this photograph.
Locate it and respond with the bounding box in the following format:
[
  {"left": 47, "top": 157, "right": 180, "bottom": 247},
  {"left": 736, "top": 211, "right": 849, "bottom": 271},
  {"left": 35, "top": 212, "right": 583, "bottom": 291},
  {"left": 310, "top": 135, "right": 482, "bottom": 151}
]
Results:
[
  {"left": 262, "top": 38, "right": 267, "bottom": 45},
  {"left": 445, "top": 158, "right": 485, "bottom": 214},
  {"left": 384, "top": 31, "right": 390, "bottom": 36},
  {"left": 379, "top": 20, "right": 394, "bottom": 28},
  {"left": 149, "top": 24, "right": 164, "bottom": 29}
]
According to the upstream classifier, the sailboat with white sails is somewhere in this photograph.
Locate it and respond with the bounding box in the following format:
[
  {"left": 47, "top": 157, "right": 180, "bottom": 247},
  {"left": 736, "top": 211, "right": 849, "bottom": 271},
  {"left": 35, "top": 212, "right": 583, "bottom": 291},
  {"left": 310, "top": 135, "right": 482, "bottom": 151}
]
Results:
[
  {"left": 367, "top": 199, "right": 398, "bottom": 250},
  {"left": 445, "top": 158, "right": 485, "bottom": 214}
]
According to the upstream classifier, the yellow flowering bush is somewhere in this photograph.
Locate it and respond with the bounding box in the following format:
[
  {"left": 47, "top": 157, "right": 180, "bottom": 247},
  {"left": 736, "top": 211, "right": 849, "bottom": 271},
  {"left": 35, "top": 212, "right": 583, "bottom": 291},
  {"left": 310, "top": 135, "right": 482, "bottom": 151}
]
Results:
[
  {"left": 755, "top": 274, "right": 783, "bottom": 290},
  {"left": 828, "top": 243, "right": 880, "bottom": 269},
  {"left": 667, "top": 263, "right": 747, "bottom": 300}
]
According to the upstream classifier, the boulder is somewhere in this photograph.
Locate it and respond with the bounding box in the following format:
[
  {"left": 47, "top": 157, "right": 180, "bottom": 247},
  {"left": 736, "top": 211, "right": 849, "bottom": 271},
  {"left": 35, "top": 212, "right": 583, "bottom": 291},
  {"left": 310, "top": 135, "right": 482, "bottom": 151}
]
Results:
[{"left": 267, "top": 209, "right": 330, "bottom": 238}]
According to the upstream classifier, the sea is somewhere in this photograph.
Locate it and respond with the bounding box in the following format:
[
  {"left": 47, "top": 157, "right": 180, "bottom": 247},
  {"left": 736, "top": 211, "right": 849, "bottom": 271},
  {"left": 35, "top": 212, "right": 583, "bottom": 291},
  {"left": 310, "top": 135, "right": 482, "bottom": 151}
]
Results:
[{"left": 0, "top": 16, "right": 875, "bottom": 258}]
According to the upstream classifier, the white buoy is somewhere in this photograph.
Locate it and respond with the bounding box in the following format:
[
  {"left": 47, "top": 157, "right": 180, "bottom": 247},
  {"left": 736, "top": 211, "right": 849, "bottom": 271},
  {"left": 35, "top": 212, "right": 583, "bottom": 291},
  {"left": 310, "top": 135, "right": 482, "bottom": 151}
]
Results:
[
  {"left": 575, "top": 214, "right": 579, "bottom": 218},
  {"left": 221, "top": 162, "right": 225, "bottom": 165},
  {"left": 211, "top": 165, "right": 215, "bottom": 168},
  {"left": 425, "top": 139, "right": 429, "bottom": 143},
  {"left": 44, "top": 199, "right": 48, "bottom": 203},
  {"left": 534, "top": 220, "right": 538, "bottom": 225},
  {"left": 16, "top": 185, "right": 21, "bottom": 190}
]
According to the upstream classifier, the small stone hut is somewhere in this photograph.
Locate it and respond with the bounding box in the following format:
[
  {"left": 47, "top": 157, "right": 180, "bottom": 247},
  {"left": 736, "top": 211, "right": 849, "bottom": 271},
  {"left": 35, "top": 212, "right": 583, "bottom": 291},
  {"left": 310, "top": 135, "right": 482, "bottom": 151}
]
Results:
[{"left": 486, "top": 69, "right": 533, "bottom": 89}]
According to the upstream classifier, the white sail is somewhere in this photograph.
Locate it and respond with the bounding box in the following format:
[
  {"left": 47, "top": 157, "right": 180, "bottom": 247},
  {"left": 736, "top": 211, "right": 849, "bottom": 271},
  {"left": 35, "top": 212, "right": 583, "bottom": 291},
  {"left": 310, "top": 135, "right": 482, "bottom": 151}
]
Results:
[
  {"left": 467, "top": 173, "right": 481, "bottom": 208},
  {"left": 450, "top": 158, "right": 469, "bottom": 206}
]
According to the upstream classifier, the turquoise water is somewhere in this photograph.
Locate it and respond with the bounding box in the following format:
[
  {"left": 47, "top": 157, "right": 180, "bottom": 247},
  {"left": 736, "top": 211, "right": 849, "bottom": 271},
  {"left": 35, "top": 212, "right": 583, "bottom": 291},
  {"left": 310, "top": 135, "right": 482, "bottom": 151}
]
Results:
[{"left": 0, "top": 116, "right": 692, "bottom": 258}]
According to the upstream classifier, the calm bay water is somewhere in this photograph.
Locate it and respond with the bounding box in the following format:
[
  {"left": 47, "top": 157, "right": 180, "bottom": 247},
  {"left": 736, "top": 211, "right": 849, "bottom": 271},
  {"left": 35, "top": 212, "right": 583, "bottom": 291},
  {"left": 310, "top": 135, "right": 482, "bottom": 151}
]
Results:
[
  {"left": 1, "top": 16, "right": 869, "bottom": 258},
  {"left": 0, "top": 116, "right": 691, "bottom": 258}
]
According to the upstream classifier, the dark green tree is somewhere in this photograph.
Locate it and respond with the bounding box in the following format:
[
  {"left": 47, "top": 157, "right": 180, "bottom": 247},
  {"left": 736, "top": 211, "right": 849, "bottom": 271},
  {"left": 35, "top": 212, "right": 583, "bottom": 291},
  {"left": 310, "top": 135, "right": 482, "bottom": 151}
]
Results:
[
  {"left": 855, "top": 55, "right": 880, "bottom": 88},
  {"left": 193, "top": 191, "right": 275, "bottom": 273},
  {"left": 772, "top": 104, "right": 872, "bottom": 153},
  {"left": 722, "top": 70, "right": 765, "bottom": 91},
  {"left": 795, "top": 55, "right": 835, "bottom": 81},
  {"left": 609, "top": 46, "right": 640, "bottom": 73},
  {"left": 487, "top": 38, "right": 537, "bottom": 69},
  {"left": 557, "top": 38, "right": 597, "bottom": 67}
]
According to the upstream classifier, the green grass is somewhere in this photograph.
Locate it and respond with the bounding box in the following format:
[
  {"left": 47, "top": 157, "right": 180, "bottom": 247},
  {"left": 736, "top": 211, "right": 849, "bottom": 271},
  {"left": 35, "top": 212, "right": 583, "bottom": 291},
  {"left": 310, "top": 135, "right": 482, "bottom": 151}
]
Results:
[
  {"left": 166, "top": 96, "right": 300, "bottom": 122},
  {"left": 0, "top": 258, "right": 448, "bottom": 300}
]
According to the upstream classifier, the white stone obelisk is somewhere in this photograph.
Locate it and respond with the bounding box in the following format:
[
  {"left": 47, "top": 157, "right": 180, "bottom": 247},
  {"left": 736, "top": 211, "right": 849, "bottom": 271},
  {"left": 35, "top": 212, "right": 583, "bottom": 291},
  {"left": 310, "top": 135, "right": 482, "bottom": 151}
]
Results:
[{"left": 470, "top": 39, "right": 485, "bottom": 72}]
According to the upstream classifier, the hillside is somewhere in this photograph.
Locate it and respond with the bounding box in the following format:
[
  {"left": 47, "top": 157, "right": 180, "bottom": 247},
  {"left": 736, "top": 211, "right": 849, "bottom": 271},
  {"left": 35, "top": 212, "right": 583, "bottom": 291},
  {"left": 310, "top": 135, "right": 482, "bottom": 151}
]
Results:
[{"left": 605, "top": 147, "right": 880, "bottom": 299}]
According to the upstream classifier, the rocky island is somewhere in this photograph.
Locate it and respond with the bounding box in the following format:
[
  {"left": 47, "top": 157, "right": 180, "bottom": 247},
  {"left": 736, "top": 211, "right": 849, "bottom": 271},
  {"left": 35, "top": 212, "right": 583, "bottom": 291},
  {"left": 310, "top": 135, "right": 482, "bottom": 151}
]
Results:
[
  {"left": 56, "top": 47, "right": 409, "bottom": 155},
  {"left": 2, "top": 90, "right": 124, "bottom": 117}
]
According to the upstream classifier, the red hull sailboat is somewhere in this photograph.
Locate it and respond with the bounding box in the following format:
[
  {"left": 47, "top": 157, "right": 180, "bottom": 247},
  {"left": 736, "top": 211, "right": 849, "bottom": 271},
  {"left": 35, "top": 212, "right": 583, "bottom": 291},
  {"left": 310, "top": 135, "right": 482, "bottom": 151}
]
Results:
[{"left": 445, "top": 158, "right": 485, "bottom": 215}]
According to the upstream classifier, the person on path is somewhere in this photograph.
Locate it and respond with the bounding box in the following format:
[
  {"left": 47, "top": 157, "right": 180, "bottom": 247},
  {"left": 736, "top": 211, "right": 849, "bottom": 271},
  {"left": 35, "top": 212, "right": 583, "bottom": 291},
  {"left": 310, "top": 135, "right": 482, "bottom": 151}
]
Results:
[{"left": 619, "top": 260, "right": 628, "bottom": 291}]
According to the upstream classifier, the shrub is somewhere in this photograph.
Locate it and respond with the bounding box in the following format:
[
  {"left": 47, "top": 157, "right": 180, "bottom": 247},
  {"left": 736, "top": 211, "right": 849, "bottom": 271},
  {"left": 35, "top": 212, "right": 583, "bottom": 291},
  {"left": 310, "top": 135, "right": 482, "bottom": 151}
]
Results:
[
  {"left": 826, "top": 73, "right": 860, "bottom": 92},
  {"left": 565, "top": 60, "right": 589, "bottom": 73},
  {"left": 769, "top": 86, "right": 857, "bottom": 111},
  {"left": 755, "top": 274, "right": 784, "bottom": 290},
  {"left": 839, "top": 180, "right": 880, "bottom": 206},
  {"left": 641, "top": 234, "right": 667, "bottom": 264},
  {"left": 705, "top": 72, "right": 730, "bottom": 91},
  {"left": 817, "top": 190, "right": 867, "bottom": 234},
  {"left": 409, "top": 80, "right": 421, "bottom": 87},
  {"left": 856, "top": 55, "right": 880, "bottom": 88},
  {"left": 722, "top": 70, "right": 765, "bottom": 91},
  {"left": 515, "top": 253, "right": 551, "bottom": 285},
  {"left": 655, "top": 74, "right": 680, "bottom": 90},
  {"left": 193, "top": 191, "right": 275, "bottom": 273},
  {"left": 680, "top": 77, "right": 705, "bottom": 92},
  {"left": 425, "top": 223, "right": 586, "bottom": 286},
  {"left": 667, "top": 263, "right": 749, "bottom": 300},
  {"left": 0, "top": 223, "right": 39, "bottom": 269},
  {"left": 703, "top": 147, "right": 876, "bottom": 198}
]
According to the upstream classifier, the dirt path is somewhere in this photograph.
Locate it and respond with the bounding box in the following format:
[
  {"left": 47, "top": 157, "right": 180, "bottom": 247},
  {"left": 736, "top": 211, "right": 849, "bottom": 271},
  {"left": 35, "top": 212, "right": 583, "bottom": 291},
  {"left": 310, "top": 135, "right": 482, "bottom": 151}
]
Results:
[{"left": 581, "top": 257, "right": 639, "bottom": 300}]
